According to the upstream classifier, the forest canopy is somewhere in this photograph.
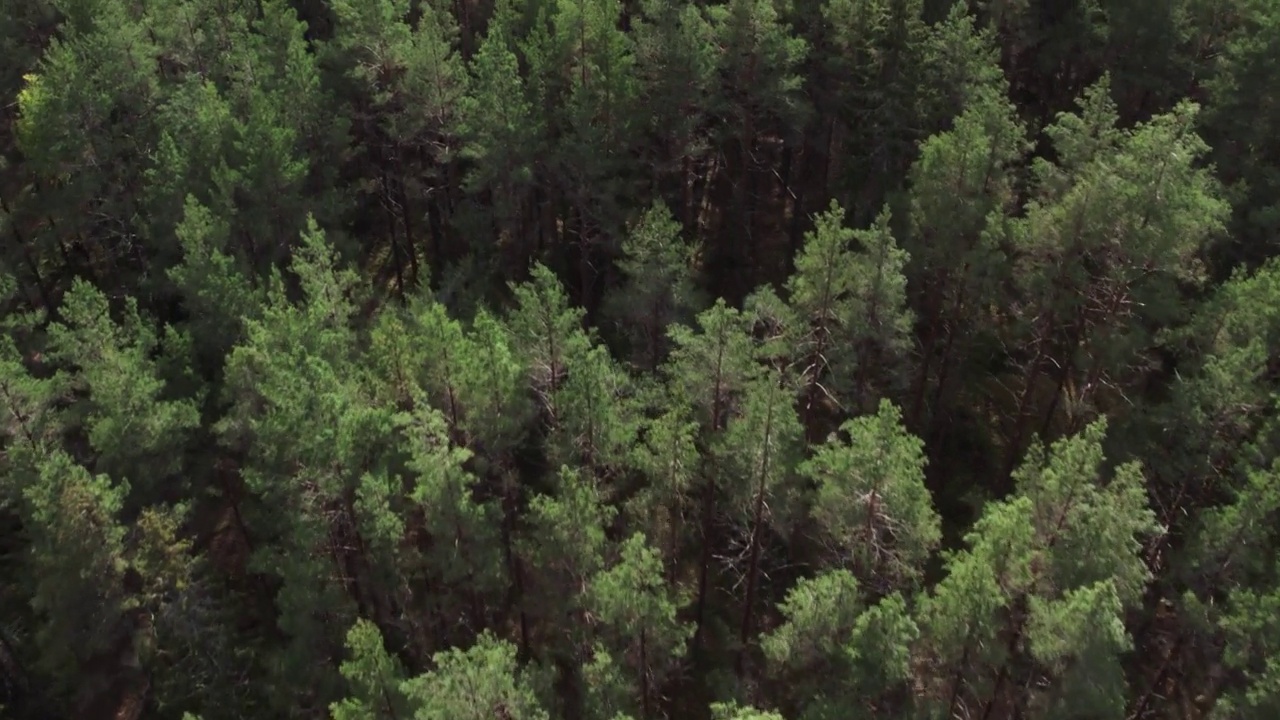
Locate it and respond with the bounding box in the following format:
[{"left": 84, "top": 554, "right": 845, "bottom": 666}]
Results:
[{"left": 2, "top": 0, "right": 1280, "bottom": 719}]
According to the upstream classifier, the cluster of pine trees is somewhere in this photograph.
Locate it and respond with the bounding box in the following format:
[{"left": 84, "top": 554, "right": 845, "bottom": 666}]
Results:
[{"left": 3, "top": 0, "right": 1280, "bottom": 718}]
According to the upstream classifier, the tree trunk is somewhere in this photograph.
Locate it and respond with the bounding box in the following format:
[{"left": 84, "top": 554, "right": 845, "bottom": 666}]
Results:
[
  {"left": 639, "top": 628, "right": 651, "bottom": 720},
  {"left": 737, "top": 385, "right": 777, "bottom": 679}
]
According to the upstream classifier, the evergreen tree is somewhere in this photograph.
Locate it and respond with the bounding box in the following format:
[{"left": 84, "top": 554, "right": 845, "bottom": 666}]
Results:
[
  {"left": 399, "top": 397, "right": 506, "bottom": 646},
  {"left": 331, "top": 619, "right": 410, "bottom": 720},
  {"left": 507, "top": 262, "right": 590, "bottom": 420},
  {"left": 1200, "top": 462, "right": 1280, "bottom": 720},
  {"left": 45, "top": 278, "right": 201, "bottom": 489},
  {"left": 143, "top": 79, "right": 238, "bottom": 264},
  {"left": 799, "top": 400, "right": 939, "bottom": 592},
  {"left": 816, "top": 0, "right": 928, "bottom": 219},
  {"left": 522, "top": 466, "right": 616, "bottom": 638},
  {"left": 604, "top": 201, "right": 704, "bottom": 372},
  {"left": 550, "top": 0, "right": 640, "bottom": 213},
  {"left": 218, "top": 218, "right": 382, "bottom": 712},
  {"left": 456, "top": 13, "right": 541, "bottom": 267},
  {"left": 1201, "top": 0, "right": 1280, "bottom": 271},
  {"left": 631, "top": 0, "right": 717, "bottom": 222},
  {"left": 919, "top": 420, "right": 1159, "bottom": 719},
  {"left": 400, "top": 633, "right": 551, "bottom": 720},
  {"left": 663, "top": 299, "right": 760, "bottom": 644},
  {"left": 585, "top": 532, "right": 693, "bottom": 719},
  {"left": 224, "top": 0, "right": 334, "bottom": 270},
  {"left": 718, "top": 367, "right": 803, "bottom": 671},
  {"left": 328, "top": 0, "right": 466, "bottom": 289},
  {"left": 786, "top": 201, "right": 913, "bottom": 425},
  {"left": 627, "top": 404, "right": 700, "bottom": 576},
  {"left": 1002, "top": 78, "right": 1228, "bottom": 478},
  {"left": 507, "top": 262, "right": 637, "bottom": 475},
  {"left": 166, "top": 195, "right": 263, "bottom": 370},
  {"left": 18, "top": 450, "right": 131, "bottom": 694},
  {"left": 3, "top": 1, "right": 1280, "bottom": 716},
  {"left": 761, "top": 569, "right": 918, "bottom": 720},
  {"left": 15, "top": 0, "right": 160, "bottom": 288},
  {"left": 903, "top": 80, "right": 1026, "bottom": 440},
  {"left": 703, "top": 0, "right": 807, "bottom": 285}
]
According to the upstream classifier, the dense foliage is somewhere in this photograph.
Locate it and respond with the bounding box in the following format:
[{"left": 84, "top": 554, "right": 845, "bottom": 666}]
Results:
[{"left": 2, "top": 0, "right": 1279, "bottom": 718}]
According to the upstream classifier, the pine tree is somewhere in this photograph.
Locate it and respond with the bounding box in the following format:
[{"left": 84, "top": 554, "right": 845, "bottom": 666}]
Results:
[
  {"left": 0, "top": 331, "right": 67, "bottom": 464},
  {"left": 799, "top": 400, "right": 938, "bottom": 592},
  {"left": 627, "top": 404, "right": 700, "bottom": 577},
  {"left": 717, "top": 368, "right": 803, "bottom": 673},
  {"left": 585, "top": 533, "right": 693, "bottom": 719},
  {"left": 371, "top": 286, "right": 533, "bottom": 466},
  {"left": 665, "top": 299, "right": 761, "bottom": 435},
  {"left": 631, "top": 0, "right": 717, "bottom": 218},
  {"left": 18, "top": 450, "right": 131, "bottom": 693},
  {"left": 221, "top": 0, "right": 333, "bottom": 270},
  {"left": 1202, "top": 0, "right": 1280, "bottom": 270},
  {"left": 15, "top": 0, "right": 160, "bottom": 287},
  {"left": 1139, "top": 259, "right": 1280, "bottom": 717},
  {"left": 663, "top": 299, "right": 760, "bottom": 644},
  {"left": 457, "top": 14, "right": 541, "bottom": 264},
  {"left": 128, "top": 501, "right": 236, "bottom": 719},
  {"left": 144, "top": 80, "right": 238, "bottom": 260},
  {"left": 919, "top": 420, "right": 1160, "bottom": 719},
  {"left": 401, "top": 633, "right": 550, "bottom": 720},
  {"left": 331, "top": 619, "right": 410, "bottom": 720},
  {"left": 507, "top": 262, "right": 591, "bottom": 422},
  {"left": 522, "top": 0, "right": 642, "bottom": 303},
  {"left": 786, "top": 200, "right": 862, "bottom": 422},
  {"left": 1002, "top": 79, "right": 1228, "bottom": 478},
  {"left": 917, "top": 2, "right": 1006, "bottom": 127},
  {"left": 522, "top": 466, "right": 616, "bottom": 636},
  {"left": 218, "top": 218, "right": 384, "bottom": 711},
  {"left": 506, "top": 263, "right": 637, "bottom": 476},
  {"left": 603, "top": 201, "right": 705, "bottom": 372},
  {"left": 707, "top": 0, "right": 808, "bottom": 143},
  {"left": 703, "top": 0, "right": 808, "bottom": 283},
  {"left": 972, "top": 0, "right": 1110, "bottom": 117},
  {"left": 458, "top": 308, "right": 535, "bottom": 466},
  {"left": 761, "top": 569, "right": 918, "bottom": 719},
  {"left": 816, "top": 0, "right": 929, "bottom": 219},
  {"left": 45, "top": 278, "right": 201, "bottom": 491},
  {"left": 327, "top": 0, "right": 466, "bottom": 287},
  {"left": 903, "top": 80, "right": 1026, "bottom": 438},
  {"left": 554, "top": 341, "right": 639, "bottom": 479},
  {"left": 166, "top": 196, "right": 262, "bottom": 371},
  {"left": 1200, "top": 463, "right": 1280, "bottom": 720},
  {"left": 786, "top": 201, "right": 913, "bottom": 424}
]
